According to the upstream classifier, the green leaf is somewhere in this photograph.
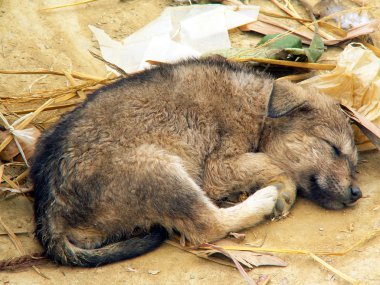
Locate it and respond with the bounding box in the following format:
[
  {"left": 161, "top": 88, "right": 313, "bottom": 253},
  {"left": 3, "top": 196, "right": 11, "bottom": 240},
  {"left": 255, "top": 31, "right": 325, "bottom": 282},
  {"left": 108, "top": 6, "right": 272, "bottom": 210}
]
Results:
[
  {"left": 256, "top": 34, "right": 302, "bottom": 49},
  {"left": 310, "top": 33, "right": 324, "bottom": 50},
  {"left": 205, "top": 33, "right": 325, "bottom": 63},
  {"left": 304, "top": 33, "right": 325, "bottom": 62}
]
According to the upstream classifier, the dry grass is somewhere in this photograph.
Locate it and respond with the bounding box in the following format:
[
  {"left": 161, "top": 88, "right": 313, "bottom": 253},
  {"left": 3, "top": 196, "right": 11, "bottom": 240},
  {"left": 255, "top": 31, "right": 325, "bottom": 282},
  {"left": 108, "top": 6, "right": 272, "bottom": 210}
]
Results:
[
  {"left": 0, "top": 69, "right": 120, "bottom": 193},
  {"left": 0, "top": 2, "right": 379, "bottom": 284}
]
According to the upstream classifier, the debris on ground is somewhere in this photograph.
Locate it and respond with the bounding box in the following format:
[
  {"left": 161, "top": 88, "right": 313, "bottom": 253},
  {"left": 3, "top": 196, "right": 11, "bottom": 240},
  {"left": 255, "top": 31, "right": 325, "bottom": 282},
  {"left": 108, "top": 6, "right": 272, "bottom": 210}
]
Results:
[
  {"left": 90, "top": 4, "right": 259, "bottom": 74},
  {"left": 299, "top": 43, "right": 380, "bottom": 151},
  {"left": 312, "top": 0, "right": 370, "bottom": 30},
  {"left": 1, "top": 1, "right": 380, "bottom": 284}
]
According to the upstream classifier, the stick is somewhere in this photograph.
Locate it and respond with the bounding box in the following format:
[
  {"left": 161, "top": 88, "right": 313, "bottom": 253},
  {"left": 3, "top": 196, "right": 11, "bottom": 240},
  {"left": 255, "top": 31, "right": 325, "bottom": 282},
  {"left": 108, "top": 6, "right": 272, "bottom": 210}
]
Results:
[
  {"left": 0, "top": 69, "right": 105, "bottom": 81},
  {"left": 309, "top": 253, "right": 361, "bottom": 285},
  {"left": 39, "top": 0, "right": 98, "bottom": 11},
  {"left": 260, "top": 10, "right": 311, "bottom": 22},
  {"left": 64, "top": 72, "right": 86, "bottom": 99},
  {"left": 276, "top": 73, "right": 313, "bottom": 81},
  {"left": 11, "top": 99, "right": 83, "bottom": 115},
  {"left": 0, "top": 218, "right": 48, "bottom": 278},
  {"left": 89, "top": 50, "right": 128, "bottom": 77},
  {"left": 0, "top": 217, "right": 25, "bottom": 254},
  {"left": 14, "top": 169, "right": 30, "bottom": 183},
  {"left": 229, "top": 57, "right": 336, "bottom": 70},
  {"left": 1, "top": 175, "right": 19, "bottom": 190}
]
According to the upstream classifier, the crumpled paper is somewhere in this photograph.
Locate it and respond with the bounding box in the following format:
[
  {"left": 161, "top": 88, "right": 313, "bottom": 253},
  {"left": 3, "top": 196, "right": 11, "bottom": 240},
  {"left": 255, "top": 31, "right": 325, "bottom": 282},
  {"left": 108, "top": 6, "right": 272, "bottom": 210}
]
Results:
[
  {"left": 89, "top": 4, "right": 259, "bottom": 74},
  {"left": 299, "top": 43, "right": 380, "bottom": 150}
]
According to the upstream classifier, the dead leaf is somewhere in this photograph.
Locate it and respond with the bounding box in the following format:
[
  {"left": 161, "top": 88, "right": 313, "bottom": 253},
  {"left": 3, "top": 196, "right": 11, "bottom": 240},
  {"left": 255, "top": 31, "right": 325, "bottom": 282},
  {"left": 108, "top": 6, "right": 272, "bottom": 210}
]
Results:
[
  {"left": 200, "top": 240, "right": 287, "bottom": 269},
  {"left": 340, "top": 104, "right": 380, "bottom": 150},
  {"left": 202, "top": 249, "right": 287, "bottom": 268},
  {"left": 228, "top": 250, "right": 286, "bottom": 268},
  {"left": 203, "top": 243, "right": 256, "bottom": 285}
]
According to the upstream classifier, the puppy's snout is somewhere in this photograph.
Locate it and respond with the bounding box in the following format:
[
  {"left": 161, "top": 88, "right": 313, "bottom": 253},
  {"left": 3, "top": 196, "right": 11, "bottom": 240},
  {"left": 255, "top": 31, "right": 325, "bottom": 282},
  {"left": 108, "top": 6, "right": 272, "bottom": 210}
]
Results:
[{"left": 349, "top": 185, "right": 362, "bottom": 202}]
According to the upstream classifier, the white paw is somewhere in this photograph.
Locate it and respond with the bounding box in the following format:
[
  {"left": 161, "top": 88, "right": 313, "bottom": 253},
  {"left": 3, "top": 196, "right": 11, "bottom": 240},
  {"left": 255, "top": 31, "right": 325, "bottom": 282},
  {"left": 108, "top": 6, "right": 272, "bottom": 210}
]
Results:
[{"left": 247, "top": 185, "right": 279, "bottom": 216}]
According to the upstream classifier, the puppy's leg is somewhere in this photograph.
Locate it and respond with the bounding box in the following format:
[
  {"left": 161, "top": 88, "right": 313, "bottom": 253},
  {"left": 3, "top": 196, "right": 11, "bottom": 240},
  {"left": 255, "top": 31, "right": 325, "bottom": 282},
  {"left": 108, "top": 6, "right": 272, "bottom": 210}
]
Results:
[
  {"left": 203, "top": 152, "right": 296, "bottom": 216},
  {"left": 133, "top": 145, "right": 279, "bottom": 244},
  {"left": 156, "top": 160, "right": 279, "bottom": 243}
]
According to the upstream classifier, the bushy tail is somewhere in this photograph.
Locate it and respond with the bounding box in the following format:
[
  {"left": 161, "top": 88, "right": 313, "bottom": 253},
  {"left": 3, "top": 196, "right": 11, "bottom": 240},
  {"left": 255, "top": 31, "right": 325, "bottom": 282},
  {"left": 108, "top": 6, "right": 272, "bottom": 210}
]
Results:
[{"left": 49, "top": 225, "right": 168, "bottom": 267}]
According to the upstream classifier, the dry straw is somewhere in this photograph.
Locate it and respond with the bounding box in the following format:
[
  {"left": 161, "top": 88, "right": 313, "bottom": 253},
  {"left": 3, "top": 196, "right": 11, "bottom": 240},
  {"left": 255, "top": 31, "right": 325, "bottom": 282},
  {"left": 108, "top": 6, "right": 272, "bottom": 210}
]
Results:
[
  {"left": 0, "top": 69, "right": 118, "bottom": 190},
  {"left": 0, "top": 217, "right": 48, "bottom": 278},
  {"left": 39, "top": 0, "right": 98, "bottom": 11},
  {"left": 0, "top": 3, "right": 378, "bottom": 283}
]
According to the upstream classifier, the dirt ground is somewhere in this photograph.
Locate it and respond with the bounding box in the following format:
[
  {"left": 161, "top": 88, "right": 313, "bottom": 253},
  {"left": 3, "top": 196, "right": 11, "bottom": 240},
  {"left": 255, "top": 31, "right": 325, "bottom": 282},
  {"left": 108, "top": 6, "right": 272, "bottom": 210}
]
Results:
[{"left": 0, "top": 0, "right": 380, "bottom": 284}]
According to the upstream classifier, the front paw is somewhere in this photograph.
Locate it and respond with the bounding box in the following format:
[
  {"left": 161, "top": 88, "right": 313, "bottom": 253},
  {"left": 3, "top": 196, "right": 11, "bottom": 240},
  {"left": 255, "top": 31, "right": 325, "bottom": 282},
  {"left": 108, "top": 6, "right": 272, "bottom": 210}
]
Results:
[
  {"left": 271, "top": 183, "right": 295, "bottom": 219},
  {"left": 247, "top": 185, "right": 279, "bottom": 217}
]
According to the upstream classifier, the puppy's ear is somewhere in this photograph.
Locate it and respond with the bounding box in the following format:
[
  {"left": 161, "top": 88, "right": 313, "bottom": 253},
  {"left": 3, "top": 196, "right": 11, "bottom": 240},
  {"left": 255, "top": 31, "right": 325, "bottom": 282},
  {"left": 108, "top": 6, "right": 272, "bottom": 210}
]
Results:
[{"left": 268, "top": 80, "right": 309, "bottom": 118}]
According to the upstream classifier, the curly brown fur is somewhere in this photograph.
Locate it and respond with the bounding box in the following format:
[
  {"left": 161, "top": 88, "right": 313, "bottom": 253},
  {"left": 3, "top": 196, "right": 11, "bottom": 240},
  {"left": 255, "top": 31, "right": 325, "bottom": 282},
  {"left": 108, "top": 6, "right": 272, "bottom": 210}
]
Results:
[{"left": 30, "top": 58, "right": 359, "bottom": 267}]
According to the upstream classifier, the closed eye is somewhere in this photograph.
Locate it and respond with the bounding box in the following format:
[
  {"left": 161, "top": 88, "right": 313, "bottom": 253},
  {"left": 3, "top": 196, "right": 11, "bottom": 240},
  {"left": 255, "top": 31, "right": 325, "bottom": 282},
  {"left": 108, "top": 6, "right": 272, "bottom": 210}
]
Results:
[
  {"left": 322, "top": 139, "right": 341, "bottom": 156},
  {"left": 332, "top": 145, "right": 341, "bottom": 156}
]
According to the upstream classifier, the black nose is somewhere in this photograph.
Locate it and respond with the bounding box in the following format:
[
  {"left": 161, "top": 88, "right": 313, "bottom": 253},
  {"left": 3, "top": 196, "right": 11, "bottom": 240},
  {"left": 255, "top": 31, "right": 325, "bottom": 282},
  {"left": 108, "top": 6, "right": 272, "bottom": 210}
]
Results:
[{"left": 350, "top": 186, "right": 362, "bottom": 202}]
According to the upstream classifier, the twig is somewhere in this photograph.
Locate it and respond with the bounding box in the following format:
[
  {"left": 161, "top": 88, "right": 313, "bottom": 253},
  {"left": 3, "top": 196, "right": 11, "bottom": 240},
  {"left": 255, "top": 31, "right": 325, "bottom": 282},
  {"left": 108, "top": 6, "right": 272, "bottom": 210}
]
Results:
[
  {"left": 13, "top": 169, "right": 30, "bottom": 183},
  {"left": 0, "top": 217, "right": 48, "bottom": 278},
  {"left": 39, "top": 0, "right": 98, "bottom": 11},
  {"left": 89, "top": 50, "right": 129, "bottom": 77},
  {"left": 64, "top": 71, "right": 86, "bottom": 99},
  {"left": 360, "top": 41, "right": 380, "bottom": 57},
  {"left": 276, "top": 73, "right": 313, "bottom": 81},
  {"left": 0, "top": 217, "right": 25, "bottom": 254},
  {"left": 260, "top": 9, "right": 311, "bottom": 22},
  {"left": 11, "top": 99, "right": 84, "bottom": 115},
  {"left": 0, "top": 78, "right": 117, "bottom": 102},
  {"left": 1, "top": 174, "right": 19, "bottom": 190},
  {"left": 309, "top": 253, "right": 360, "bottom": 285},
  {"left": 0, "top": 187, "right": 32, "bottom": 194},
  {"left": 0, "top": 164, "right": 4, "bottom": 183},
  {"left": 0, "top": 69, "right": 106, "bottom": 81},
  {"left": 229, "top": 57, "right": 335, "bottom": 70}
]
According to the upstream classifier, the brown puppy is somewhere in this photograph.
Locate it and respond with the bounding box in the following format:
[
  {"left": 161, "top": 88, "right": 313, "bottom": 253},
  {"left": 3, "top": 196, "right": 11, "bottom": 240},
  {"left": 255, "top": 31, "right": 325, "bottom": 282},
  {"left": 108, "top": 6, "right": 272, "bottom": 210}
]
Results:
[{"left": 30, "top": 58, "right": 360, "bottom": 267}]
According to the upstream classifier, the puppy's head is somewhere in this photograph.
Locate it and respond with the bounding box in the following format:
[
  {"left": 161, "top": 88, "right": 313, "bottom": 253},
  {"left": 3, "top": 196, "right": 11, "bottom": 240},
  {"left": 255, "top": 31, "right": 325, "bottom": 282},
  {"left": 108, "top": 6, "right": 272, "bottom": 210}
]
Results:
[{"left": 261, "top": 80, "right": 360, "bottom": 209}]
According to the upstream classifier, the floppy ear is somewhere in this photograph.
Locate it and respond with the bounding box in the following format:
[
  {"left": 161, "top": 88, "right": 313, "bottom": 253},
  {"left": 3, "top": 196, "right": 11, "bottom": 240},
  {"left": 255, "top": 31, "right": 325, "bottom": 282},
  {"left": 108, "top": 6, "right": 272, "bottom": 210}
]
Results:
[{"left": 267, "top": 81, "right": 309, "bottom": 118}]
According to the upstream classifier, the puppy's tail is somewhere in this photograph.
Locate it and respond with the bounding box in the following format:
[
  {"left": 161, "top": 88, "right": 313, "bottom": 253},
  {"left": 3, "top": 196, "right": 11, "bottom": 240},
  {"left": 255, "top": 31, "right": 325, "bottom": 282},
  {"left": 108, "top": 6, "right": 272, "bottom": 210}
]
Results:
[{"left": 47, "top": 225, "right": 168, "bottom": 267}]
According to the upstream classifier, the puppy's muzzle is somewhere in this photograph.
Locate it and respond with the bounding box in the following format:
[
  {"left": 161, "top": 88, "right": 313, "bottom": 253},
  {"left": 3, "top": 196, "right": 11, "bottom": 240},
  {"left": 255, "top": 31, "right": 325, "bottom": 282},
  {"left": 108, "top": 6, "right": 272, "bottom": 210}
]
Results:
[{"left": 348, "top": 185, "right": 362, "bottom": 203}]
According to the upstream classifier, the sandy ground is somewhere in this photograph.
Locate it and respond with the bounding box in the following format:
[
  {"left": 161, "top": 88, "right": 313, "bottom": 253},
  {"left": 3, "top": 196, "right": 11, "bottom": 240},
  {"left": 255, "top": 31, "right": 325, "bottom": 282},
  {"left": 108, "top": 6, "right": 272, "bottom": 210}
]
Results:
[{"left": 0, "top": 0, "right": 380, "bottom": 284}]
